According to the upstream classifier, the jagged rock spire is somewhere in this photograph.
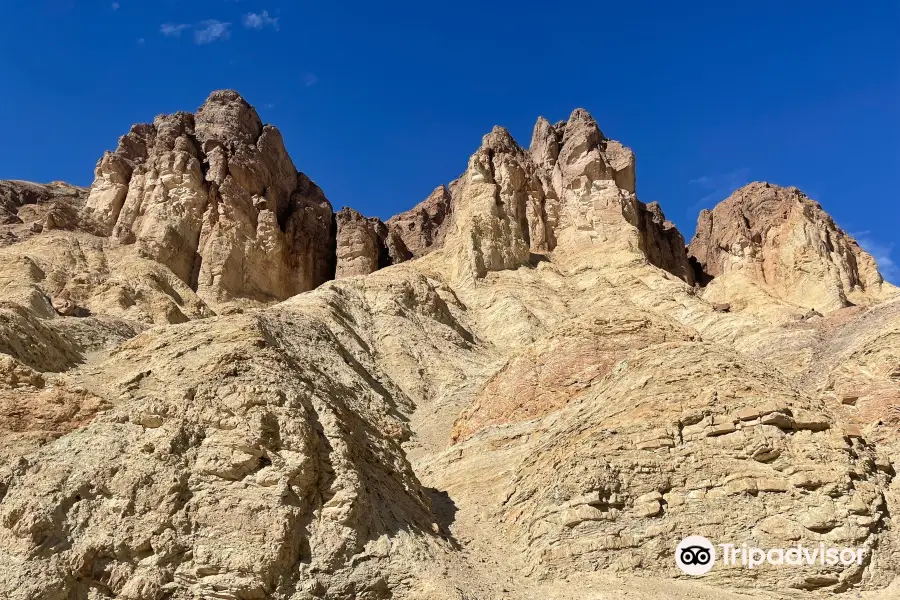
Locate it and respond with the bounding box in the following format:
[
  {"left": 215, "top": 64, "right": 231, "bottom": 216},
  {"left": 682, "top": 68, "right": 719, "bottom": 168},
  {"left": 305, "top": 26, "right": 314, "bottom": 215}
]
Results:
[{"left": 82, "top": 90, "right": 335, "bottom": 307}]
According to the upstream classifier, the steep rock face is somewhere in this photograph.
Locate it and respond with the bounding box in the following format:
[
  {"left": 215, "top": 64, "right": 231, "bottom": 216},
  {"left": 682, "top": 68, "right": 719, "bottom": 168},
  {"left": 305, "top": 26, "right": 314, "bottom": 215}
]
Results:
[
  {"left": 437, "top": 109, "right": 695, "bottom": 283},
  {"left": 335, "top": 208, "right": 412, "bottom": 279},
  {"left": 440, "top": 127, "right": 538, "bottom": 280},
  {"left": 546, "top": 108, "right": 637, "bottom": 258},
  {"left": 83, "top": 90, "right": 336, "bottom": 307},
  {"left": 540, "top": 110, "right": 692, "bottom": 279},
  {"left": 637, "top": 201, "right": 696, "bottom": 285},
  {"left": 688, "top": 182, "right": 893, "bottom": 312},
  {"left": 335, "top": 208, "right": 384, "bottom": 278},
  {"left": 386, "top": 185, "right": 453, "bottom": 258}
]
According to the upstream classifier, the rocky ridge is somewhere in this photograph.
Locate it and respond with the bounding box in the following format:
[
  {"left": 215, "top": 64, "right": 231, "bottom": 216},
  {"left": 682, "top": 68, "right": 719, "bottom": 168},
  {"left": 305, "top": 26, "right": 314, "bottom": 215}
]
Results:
[
  {"left": 0, "top": 91, "right": 897, "bottom": 599},
  {"left": 688, "top": 182, "right": 891, "bottom": 312}
]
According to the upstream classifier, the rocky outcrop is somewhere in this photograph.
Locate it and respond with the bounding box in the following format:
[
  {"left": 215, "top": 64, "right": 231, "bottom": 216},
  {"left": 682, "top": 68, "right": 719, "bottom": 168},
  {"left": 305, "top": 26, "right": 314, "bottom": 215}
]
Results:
[
  {"left": 540, "top": 109, "right": 649, "bottom": 270},
  {"left": 436, "top": 341, "right": 898, "bottom": 593},
  {"left": 79, "top": 101, "right": 698, "bottom": 302},
  {"left": 83, "top": 90, "right": 336, "bottom": 307},
  {"left": 335, "top": 208, "right": 383, "bottom": 278},
  {"left": 438, "top": 109, "right": 695, "bottom": 283},
  {"left": 688, "top": 182, "right": 894, "bottom": 312},
  {"left": 441, "top": 127, "right": 538, "bottom": 280},
  {"left": 0, "top": 181, "right": 88, "bottom": 246},
  {"left": 335, "top": 208, "right": 412, "bottom": 279},
  {"left": 0, "top": 181, "right": 87, "bottom": 225},
  {"left": 4, "top": 94, "right": 900, "bottom": 599},
  {"left": 386, "top": 185, "right": 452, "bottom": 258},
  {"left": 637, "top": 201, "right": 695, "bottom": 284}
]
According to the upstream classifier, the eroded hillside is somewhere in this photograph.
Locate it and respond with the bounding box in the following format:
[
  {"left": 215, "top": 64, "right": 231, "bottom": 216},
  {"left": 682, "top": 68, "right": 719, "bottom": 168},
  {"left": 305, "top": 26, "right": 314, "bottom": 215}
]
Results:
[{"left": 0, "top": 91, "right": 898, "bottom": 600}]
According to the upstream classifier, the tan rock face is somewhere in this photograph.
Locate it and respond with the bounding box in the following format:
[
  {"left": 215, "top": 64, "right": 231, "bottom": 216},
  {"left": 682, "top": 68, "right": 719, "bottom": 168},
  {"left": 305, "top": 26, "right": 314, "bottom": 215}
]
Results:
[
  {"left": 450, "top": 307, "right": 699, "bottom": 443},
  {"left": 335, "top": 208, "right": 412, "bottom": 279},
  {"left": 637, "top": 201, "right": 696, "bottom": 285},
  {"left": 83, "top": 90, "right": 336, "bottom": 308},
  {"left": 441, "top": 126, "right": 536, "bottom": 280},
  {"left": 0, "top": 180, "right": 89, "bottom": 245},
  {"left": 437, "top": 109, "right": 696, "bottom": 284},
  {"left": 0, "top": 232, "right": 214, "bottom": 325},
  {"left": 0, "top": 357, "right": 109, "bottom": 464},
  {"left": 335, "top": 208, "right": 383, "bottom": 278},
  {"left": 438, "top": 342, "right": 897, "bottom": 592},
  {"left": 688, "top": 182, "right": 894, "bottom": 312},
  {"left": 0, "top": 310, "right": 453, "bottom": 600},
  {"left": 386, "top": 185, "right": 452, "bottom": 258}
]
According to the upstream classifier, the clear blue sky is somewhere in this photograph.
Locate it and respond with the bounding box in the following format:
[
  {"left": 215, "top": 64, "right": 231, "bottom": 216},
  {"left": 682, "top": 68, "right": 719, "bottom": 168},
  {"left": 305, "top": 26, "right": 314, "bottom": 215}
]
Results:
[{"left": 1, "top": 1, "right": 898, "bottom": 279}]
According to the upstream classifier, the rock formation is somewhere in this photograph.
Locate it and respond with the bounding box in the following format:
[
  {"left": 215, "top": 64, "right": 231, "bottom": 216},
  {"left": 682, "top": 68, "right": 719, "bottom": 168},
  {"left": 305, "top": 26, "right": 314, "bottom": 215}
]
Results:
[
  {"left": 83, "top": 90, "right": 336, "bottom": 308},
  {"left": 334, "top": 208, "right": 412, "bottom": 279},
  {"left": 435, "top": 109, "right": 696, "bottom": 283},
  {"left": 688, "top": 182, "right": 892, "bottom": 312},
  {"left": 0, "top": 181, "right": 88, "bottom": 245},
  {"left": 386, "top": 185, "right": 453, "bottom": 258},
  {"left": 1, "top": 93, "right": 899, "bottom": 599}
]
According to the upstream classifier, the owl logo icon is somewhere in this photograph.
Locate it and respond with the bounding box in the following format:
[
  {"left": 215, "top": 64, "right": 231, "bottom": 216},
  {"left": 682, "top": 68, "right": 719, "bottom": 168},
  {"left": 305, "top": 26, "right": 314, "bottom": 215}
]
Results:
[{"left": 676, "top": 535, "right": 716, "bottom": 575}]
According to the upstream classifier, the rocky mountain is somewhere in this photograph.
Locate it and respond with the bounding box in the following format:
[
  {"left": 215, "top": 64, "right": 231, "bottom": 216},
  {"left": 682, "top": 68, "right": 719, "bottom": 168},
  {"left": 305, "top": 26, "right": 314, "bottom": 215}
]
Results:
[
  {"left": 83, "top": 90, "right": 336, "bottom": 308},
  {"left": 0, "top": 91, "right": 897, "bottom": 600},
  {"left": 688, "top": 182, "right": 892, "bottom": 313}
]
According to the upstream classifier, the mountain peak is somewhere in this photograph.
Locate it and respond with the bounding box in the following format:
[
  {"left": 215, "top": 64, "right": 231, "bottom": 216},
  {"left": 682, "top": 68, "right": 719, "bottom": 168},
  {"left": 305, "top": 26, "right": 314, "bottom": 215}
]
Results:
[{"left": 688, "top": 181, "right": 893, "bottom": 311}]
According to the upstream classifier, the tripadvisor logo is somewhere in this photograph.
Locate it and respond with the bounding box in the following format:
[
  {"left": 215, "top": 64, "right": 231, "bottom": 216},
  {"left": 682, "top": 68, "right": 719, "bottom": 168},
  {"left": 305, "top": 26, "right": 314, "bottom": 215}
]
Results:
[
  {"left": 676, "top": 536, "right": 716, "bottom": 575},
  {"left": 675, "top": 536, "right": 868, "bottom": 576}
]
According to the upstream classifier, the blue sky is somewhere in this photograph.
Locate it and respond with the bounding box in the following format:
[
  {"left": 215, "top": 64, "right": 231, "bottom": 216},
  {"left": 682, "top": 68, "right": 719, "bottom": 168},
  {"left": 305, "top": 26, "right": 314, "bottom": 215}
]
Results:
[{"left": 1, "top": 1, "right": 898, "bottom": 280}]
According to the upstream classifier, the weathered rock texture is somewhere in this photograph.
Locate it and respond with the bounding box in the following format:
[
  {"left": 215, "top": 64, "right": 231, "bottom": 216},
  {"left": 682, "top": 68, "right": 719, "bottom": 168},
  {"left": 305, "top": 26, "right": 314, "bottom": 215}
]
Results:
[
  {"left": 386, "top": 185, "right": 453, "bottom": 258},
  {"left": 82, "top": 90, "right": 336, "bottom": 308},
  {"left": 688, "top": 182, "right": 893, "bottom": 312},
  {"left": 436, "top": 109, "right": 696, "bottom": 283},
  {"left": 450, "top": 307, "right": 699, "bottom": 443},
  {"left": 1, "top": 95, "right": 899, "bottom": 600},
  {"left": 0, "top": 181, "right": 89, "bottom": 246},
  {"left": 334, "top": 208, "right": 411, "bottom": 279}
]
